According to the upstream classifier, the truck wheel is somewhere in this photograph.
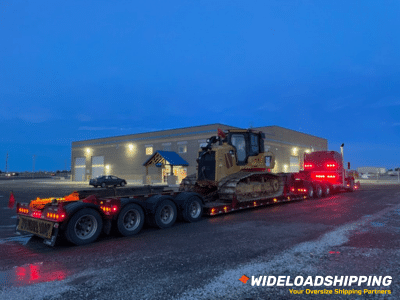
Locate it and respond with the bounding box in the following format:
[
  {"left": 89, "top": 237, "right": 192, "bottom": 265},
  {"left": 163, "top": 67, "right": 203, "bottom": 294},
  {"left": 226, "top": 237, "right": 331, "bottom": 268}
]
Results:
[
  {"left": 182, "top": 196, "right": 203, "bottom": 223},
  {"left": 323, "top": 184, "right": 331, "bottom": 197},
  {"left": 153, "top": 199, "right": 177, "bottom": 229},
  {"left": 65, "top": 208, "right": 103, "bottom": 246},
  {"left": 348, "top": 179, "right": 355, "bottom": 192},
  {"left": 101, "top": 183, "right": 106, "bottom": 188},
  {"left": 117, "top": 203, "right": 144, "bottom": 236},
  {"left": 306, "top": 185, "right": 314, "bottom": 199},
  {"left": 314, "top": 184, "right": 323, "bottom": 198}
]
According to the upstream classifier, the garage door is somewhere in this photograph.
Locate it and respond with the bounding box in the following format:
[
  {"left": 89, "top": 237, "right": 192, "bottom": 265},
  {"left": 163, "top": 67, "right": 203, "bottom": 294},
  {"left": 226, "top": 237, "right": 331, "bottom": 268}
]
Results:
[
  {"left": 91, "top": 156, "right": 104, "bottom": 179},
  {"left": 74, "top": 157, "right": 86, "bottom": 181},
  {"left": 290, "top": 156, "right": 299, "bottom": 173}
]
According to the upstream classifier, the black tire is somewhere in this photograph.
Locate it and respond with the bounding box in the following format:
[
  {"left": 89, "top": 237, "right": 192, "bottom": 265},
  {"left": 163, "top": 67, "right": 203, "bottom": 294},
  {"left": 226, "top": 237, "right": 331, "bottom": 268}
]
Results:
[
  {"left": 117, "top": 203, "right": 145, "bottom": 236},
  {"left": 101, "top": 182, "right": 106, "bottom": 188},
  {"left": 306, "top": 185, "right": 314, "bottom": 199},
  {"left": 182, "top": 196, "right": 203, "bottom": 223},
  {"left": 94, "top": 185, "right": 98, "bottom": 188},
  {"left": 347, "top": 179, "right": 355, "bottom": 192},
  {"left": 314, "top": 184, "right": 323, "bottom": 198},
  {"left": 152, "top": 199, "right": 177, "bottom": 229},
  {"left": 323, "top": 184, "right": 331, "bottom": 197},
  {"left": 65, "top": 208, "right": 103, "bottom": 246},
  {"left": 120, "top": 181, "right": 126, "bottom": 187}
]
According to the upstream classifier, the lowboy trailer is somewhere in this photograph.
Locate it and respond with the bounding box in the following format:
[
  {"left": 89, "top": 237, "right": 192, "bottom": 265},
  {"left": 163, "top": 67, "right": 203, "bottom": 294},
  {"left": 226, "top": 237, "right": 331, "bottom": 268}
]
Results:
[
  {"left": 15, "top": 180, "right": 311, "bottom": 247},
  {"left": 14, "top": 129, "right": 360, "bottom": 247}
]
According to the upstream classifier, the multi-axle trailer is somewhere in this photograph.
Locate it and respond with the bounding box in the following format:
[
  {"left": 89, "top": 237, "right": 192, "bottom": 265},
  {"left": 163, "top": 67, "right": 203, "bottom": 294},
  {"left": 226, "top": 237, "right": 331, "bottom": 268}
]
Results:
[
  {"left": 15, "top": 129, "right": 359, "bottom": 247},
  {"left": 15, "top": 173, "right": 357, "bottom": 247}
]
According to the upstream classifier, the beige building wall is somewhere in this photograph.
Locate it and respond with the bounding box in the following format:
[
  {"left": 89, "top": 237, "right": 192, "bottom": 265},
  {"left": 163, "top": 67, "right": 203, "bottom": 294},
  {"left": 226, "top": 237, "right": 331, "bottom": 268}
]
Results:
[
  {"left": 71, "top": 124, "right": 237, "bottom": 182},
  {"left": 255, "top": 126, "right": 328, "bottom": 173},
  {"left": 71, "top": 123, "right": 327, "bottom": 182}
]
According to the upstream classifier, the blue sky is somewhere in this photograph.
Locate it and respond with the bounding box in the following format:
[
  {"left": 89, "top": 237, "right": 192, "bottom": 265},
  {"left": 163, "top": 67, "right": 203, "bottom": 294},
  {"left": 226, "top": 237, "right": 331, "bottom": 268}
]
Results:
[{"left": 1, "top": 0, "right": 399, "bottom": 172}]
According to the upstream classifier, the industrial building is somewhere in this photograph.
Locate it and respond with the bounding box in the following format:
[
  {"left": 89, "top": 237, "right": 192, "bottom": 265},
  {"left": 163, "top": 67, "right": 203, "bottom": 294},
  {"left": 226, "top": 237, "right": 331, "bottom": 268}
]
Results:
[
  {"left": 357, "top": 167, "right": 387, "bottom": 175},
  {"left": 71, "top": 123, "right": 328, "bottom": 183}
]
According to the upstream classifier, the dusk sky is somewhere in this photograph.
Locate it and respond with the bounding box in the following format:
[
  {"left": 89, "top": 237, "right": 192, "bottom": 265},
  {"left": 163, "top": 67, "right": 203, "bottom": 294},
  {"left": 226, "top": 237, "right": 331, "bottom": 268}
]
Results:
[{"left": 1, "top": 1, "right": 400, "bottom": 172}]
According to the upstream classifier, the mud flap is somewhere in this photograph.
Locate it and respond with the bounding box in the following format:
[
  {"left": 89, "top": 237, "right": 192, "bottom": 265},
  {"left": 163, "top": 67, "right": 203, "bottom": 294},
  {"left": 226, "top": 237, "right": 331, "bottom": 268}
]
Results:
[{"left": 43, "top": 227, "right": 59, "bottom": 247}]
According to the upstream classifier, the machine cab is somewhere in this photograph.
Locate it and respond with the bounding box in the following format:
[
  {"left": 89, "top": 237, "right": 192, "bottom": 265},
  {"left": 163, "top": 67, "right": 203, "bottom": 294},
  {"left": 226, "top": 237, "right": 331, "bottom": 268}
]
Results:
[{"left": 227, "top": 130, "right": 265, "bottom": 165}]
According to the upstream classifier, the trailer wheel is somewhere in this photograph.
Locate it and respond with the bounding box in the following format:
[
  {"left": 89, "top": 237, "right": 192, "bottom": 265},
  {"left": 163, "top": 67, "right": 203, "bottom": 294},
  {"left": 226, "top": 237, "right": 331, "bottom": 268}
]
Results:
[
  {"left": 65, "top": 208, "right": 103, "bottom": 246},
  {"left": 153, "top": 199, "right": 177, "bottom": 229},
  {"left": 182, "top": 196, "right": 203, "bottom": 223},
  {"left": 314, "top": 184, "right": 323, "bottom": 198},
  {"left": 117, "top": 203, "right": 144, "bottom": 236}
]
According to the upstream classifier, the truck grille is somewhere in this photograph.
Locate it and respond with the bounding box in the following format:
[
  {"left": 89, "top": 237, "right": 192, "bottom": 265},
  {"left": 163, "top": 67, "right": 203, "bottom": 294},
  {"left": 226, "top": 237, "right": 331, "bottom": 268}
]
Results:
[{"left": 17, "top": 216, "right": 54, "bottom": 239}]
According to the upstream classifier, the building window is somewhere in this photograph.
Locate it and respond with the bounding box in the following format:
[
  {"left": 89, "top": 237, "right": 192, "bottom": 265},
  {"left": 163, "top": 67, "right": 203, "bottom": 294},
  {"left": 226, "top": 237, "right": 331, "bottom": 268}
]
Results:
[
  {"left": 145, "top": 145, "right": 153, "bottom": 155},
  {"left": 177, "top": 141, "right": 187, "bottom": 153},
  {"left": 178, "top": 145, "right": 187, "bottom": 153}
]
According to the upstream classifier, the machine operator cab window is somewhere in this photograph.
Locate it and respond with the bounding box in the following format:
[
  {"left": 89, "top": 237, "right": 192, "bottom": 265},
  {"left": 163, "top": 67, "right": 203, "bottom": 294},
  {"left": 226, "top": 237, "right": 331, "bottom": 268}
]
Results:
[
  {"left": 230, "top": 132, "right": 262, "bottom": 165},
  {"left": 231, "top": 134, "right": 246, "bottom": 164}
]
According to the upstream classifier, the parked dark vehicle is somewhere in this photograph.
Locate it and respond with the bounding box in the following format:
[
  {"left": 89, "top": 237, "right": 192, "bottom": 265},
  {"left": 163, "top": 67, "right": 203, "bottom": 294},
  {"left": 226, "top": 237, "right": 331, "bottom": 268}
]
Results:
[{"left": 89, "top": 175, "right": 127, "bottom": 188}]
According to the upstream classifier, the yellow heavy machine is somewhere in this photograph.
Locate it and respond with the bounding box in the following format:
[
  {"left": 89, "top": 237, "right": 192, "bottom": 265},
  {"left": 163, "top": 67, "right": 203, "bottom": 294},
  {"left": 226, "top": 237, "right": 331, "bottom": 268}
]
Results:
[{"left": 180, "top": 129, "right": 287, "bottom": 202}]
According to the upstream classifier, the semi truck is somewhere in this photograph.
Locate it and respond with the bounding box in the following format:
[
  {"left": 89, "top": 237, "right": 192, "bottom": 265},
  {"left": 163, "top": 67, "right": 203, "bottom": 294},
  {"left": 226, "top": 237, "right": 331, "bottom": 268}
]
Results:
[{"left": 14, "top": 129, "right": 359, "bottom": 246}]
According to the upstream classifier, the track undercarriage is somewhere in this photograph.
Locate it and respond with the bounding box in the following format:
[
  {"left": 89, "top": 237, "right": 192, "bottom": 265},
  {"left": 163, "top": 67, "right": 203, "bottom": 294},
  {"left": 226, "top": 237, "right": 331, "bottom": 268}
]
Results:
[{"left": 180, "top": 171, "right": 284, "bottom": 203}]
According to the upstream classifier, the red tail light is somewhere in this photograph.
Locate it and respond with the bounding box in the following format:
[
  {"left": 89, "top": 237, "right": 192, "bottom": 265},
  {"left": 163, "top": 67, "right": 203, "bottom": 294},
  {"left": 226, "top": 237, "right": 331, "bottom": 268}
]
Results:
[{"left": 32, "top": 211, "right": 42, "bottom": 218}]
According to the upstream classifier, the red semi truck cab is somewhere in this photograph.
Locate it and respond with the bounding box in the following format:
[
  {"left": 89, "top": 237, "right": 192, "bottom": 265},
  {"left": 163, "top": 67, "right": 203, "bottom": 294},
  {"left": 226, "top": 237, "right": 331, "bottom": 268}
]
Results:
[
  {"left": 303, "top": 151, "right": 345, "bottom": 187},
  {"left": 291, "top": 150, "right": 359, "bottom": 198}
]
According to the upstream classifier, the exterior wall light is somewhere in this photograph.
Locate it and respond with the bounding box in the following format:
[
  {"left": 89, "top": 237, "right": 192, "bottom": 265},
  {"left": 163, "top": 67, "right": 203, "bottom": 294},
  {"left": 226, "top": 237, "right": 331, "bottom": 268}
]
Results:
[{"left": 126, "top": 143, "right": 137, "bottom": 157}]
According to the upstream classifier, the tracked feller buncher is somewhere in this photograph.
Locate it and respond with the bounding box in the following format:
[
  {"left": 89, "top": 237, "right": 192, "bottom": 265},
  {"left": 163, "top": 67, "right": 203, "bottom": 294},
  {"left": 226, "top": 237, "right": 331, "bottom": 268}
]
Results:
[{"left": 180, "top": 129, "right": 290, "bottom": 203}]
